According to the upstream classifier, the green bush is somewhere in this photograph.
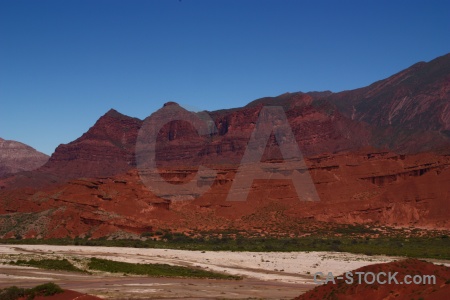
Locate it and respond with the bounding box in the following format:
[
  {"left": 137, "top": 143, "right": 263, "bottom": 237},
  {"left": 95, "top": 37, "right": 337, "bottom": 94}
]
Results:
[
  {"left": 88, "top": 257, "right": 240, "bottom": 280},
  {"left": 12, "top": 258, "right": 85, "bottom": 273},
  {"left": 1, "top": 228, "right": 450, "bottom": 260},
  {"left": 0, "top": 283, "right": 63, "bottom": 300},
  {"left": 0, "top": 286, "right": 25, "bottom": 300},
  {"left": 28, "top": 282, "right": 63, "bottom": 297},
  {"left": 141, "top": 232, "right": 154, "bottom": 237}
]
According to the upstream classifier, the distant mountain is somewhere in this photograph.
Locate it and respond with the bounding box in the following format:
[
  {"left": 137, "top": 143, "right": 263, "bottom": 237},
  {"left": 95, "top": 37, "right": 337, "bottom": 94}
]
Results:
[{"left": 0, "top": 137, "right": 49, "bottom": 178}]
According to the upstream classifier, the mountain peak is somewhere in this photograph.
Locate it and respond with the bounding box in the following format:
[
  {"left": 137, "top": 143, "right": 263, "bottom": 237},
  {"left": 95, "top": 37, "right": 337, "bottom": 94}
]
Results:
[
  {"left": 101, "top": 108, "right": 141, "bottom": 122},
  {"left": 104, "top": 108, "right": 125, "bottom": 118},
  {"left": 163, "top": 101, "right": 180, "bottom": 107},
  {"left": 36, "top": 107, "right": 143, "bottom": 181}
]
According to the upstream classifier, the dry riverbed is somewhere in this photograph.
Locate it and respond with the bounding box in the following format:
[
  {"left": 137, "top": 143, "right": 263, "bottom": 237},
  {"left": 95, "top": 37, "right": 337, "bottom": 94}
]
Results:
[{"left": 0, "top": 244, "right": 395, "bottom": 299}]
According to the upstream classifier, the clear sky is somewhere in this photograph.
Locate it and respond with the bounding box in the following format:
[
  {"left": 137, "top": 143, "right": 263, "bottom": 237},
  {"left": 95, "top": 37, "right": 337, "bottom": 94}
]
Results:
[{"left": 1, "top": 0, "right": 449, "bottom": 155}]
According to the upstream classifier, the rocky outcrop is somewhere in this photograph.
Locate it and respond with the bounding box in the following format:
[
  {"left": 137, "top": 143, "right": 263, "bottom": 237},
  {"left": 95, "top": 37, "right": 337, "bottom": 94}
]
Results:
[
  {"left": 294, "top": 259, "right": 450, "bottom": 300},
  {"left": 40, "top": 109, "right": 142, "bottom": 179},
  {"left": 0, "top": 137, "right": 49, "bottom": 178}
]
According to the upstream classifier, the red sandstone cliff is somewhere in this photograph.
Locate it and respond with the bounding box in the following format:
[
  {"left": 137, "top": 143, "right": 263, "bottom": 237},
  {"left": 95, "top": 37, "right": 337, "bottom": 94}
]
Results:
[
  {"left": 40, "top": 109, "right": 142, "bottom": 179},
  {"left": 0, "top": 54, "right": 449, "bottom": 237}
]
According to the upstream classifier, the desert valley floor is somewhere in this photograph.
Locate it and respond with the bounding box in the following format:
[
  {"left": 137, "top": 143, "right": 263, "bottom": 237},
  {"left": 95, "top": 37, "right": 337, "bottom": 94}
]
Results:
[{"left": 0, "top": 244, "right": 424, "bottom": 299}]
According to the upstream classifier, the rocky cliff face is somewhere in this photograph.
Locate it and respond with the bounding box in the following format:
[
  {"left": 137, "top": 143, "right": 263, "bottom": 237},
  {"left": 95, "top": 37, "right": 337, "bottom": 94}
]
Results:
[
  {"left": 7, "top": 54, "right": 449, "bottom": 186},
  {"left": 0, "top": 137, "right": 49, "bottom": 178},
  {"left": 1, "top": 53, "right": 449, "bottom": 237},
  {"left": 327, "top": 53, "right": 450, "bottom": 153},
  {"left": 339, "top": 54, "right": 450, "bottom": 130},
  {"left": 148, "top": 64, "right": 450, "bottom": 168},
  {"left": 41, "top": 109, "right": 142, "bottom": 179},
  {"left": 1, "top": 151, "right": 448, "bottom": 238},
  {"left": 147, "top": 97, "right": 372, "bottom": 169}
]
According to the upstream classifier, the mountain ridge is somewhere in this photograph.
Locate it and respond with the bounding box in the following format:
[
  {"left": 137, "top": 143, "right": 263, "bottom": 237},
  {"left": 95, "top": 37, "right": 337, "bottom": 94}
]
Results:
[
  {"left": 3, "top": 53, "right": 450, "bottom": 187},
  {"left": 1, "top": 53, "right": 449, "bottom": 237},
  {"left": 32, "top": 54, "right": 450, "bottom": 175}
]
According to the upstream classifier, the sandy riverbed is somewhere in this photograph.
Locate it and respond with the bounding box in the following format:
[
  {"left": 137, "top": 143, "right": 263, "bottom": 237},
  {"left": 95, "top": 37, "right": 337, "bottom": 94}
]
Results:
[{"left": 0, "top": 244, "right": 396, "bottom": 299}]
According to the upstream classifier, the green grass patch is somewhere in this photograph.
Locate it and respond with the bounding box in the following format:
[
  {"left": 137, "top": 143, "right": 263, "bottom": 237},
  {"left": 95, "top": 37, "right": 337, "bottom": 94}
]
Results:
[
  {"left": 11, "top": 258, "right": 86, "bottom": 273},
  {"left": 0, "top": 282, "right": 63, "bottom": 300},
  {"left": 2, "top": 232, "right": 450, "bottom": 260},
  {"left": 88, "top": 257, "right": 241, "bottom": 280}
]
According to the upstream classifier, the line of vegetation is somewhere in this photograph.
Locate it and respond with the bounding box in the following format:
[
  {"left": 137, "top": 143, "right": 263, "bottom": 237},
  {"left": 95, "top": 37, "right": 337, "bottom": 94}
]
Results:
[
  {"left": 10, "top": 258, "right": 86, "bottom": 273},
  {"left": 0, "top": 282, "right": 63, "bottom": 300},
  {"left": 1, "top": 233, "right": 450, "bottom": 260},
  {"left": 88, "top": 257, "right": 241, "bottom": 280}
]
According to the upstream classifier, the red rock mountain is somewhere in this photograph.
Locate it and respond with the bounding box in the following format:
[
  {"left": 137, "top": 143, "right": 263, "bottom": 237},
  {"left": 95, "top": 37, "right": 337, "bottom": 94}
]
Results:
[
  {"left": 40, "top": 109, "right": 142, "bottom": 179},
  {"left": 5, "top": 53, "right": 449, "bottom": 186},
  {"left": 151, "top": 53, "right": 450, "bottom": 169},
  {"left": 0, "top": 53, "right": 449, "bottom": 238},
  {"left": 327, "top": 53, "right": 450, "bottom": 153},
  {"left": 333, "top": 54, "right": 450, "bottom": 131},
  {"left": 0, "top": 137, "right": 49, "bottom": 178},
  {"left": 1, "top": 150, "right": 448, "bottom": 238}
]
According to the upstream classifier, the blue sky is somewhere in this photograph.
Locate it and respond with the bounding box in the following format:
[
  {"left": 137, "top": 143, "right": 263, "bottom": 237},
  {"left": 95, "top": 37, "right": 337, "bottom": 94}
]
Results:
[{"left": 1, "top": 0, "right": 449, "bottom": 155}]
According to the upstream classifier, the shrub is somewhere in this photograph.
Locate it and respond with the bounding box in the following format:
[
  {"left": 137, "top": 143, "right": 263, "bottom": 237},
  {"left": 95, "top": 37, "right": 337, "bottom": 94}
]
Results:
[
  {"left": 0, "top": 286, "right": 25, "bottom": 300},
  {"left": 29, "top": 282, "right": 63, "bottom": 297},
  {"left": 12, "top": 258, "right": 85, "bottom": 273},
  {"left": 141, "top": 232, "right": 154, "bottom": 237},
  {"left": 88, "top": 257, "right": 241, "bottom": 280},
  {"left": 0, "top": 283, "right": 63, "bottom": 300}
]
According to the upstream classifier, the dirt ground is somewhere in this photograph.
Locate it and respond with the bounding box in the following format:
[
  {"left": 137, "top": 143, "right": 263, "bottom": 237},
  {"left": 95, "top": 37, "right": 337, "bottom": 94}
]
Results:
[{"left": 0, "top": 245, "right": 397, "bottom": 299}]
